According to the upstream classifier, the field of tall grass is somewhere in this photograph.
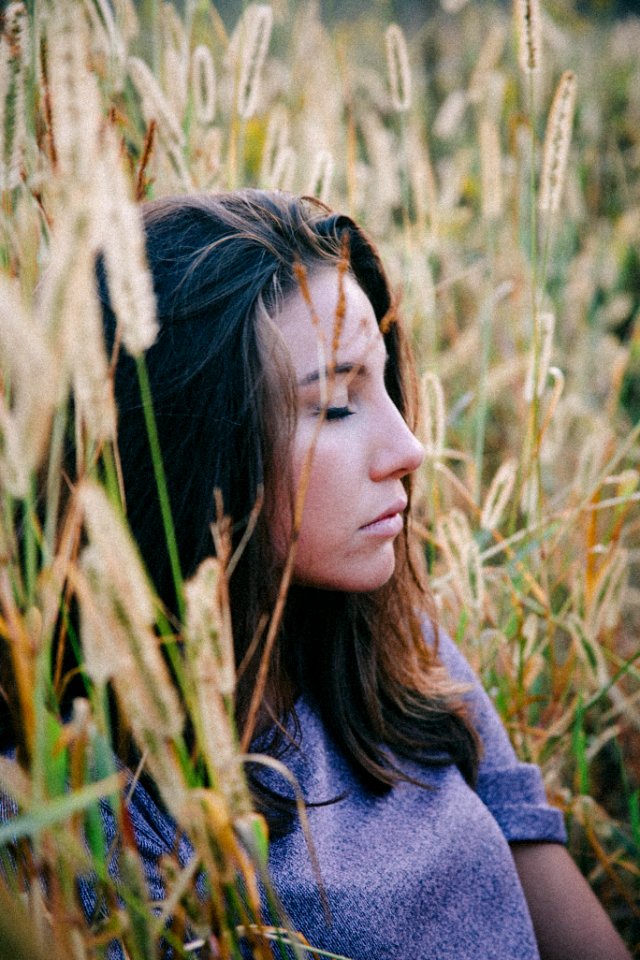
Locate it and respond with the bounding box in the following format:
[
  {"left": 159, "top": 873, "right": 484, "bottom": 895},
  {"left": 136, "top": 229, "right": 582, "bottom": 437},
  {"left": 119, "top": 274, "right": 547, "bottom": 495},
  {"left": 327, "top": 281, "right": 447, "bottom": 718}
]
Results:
[{"left": 0, "top": 0, "right": 638, "bottom": 955}]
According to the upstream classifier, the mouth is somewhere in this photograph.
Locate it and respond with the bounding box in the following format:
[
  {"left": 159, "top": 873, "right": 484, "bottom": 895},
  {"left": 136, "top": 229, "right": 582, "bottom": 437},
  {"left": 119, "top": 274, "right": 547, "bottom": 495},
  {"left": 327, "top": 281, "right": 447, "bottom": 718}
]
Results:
[{"left": 359, "top": 500, "right": 407, "bottom": 536}]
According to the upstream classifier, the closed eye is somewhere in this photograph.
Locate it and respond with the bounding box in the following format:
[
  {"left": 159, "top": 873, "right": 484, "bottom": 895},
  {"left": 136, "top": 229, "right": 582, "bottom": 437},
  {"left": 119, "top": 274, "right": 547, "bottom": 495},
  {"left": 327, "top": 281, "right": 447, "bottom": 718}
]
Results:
[{"left": 323, "top": 405, "right": 355, "bottom": 421}]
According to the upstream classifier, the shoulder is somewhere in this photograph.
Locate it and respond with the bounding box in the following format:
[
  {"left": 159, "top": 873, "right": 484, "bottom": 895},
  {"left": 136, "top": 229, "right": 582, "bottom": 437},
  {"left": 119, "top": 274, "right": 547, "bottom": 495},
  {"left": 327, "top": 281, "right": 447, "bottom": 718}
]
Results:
[{"left": 423, "top": 618, "right": 567, "bottom": 845}]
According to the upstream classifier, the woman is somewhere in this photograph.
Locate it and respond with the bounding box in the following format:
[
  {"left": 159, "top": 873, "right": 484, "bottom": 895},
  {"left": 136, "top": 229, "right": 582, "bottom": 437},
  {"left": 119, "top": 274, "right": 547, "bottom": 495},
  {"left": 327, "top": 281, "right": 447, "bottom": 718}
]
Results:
[{"left": 101, "top": 190, "right": 630, "bottom": 960}]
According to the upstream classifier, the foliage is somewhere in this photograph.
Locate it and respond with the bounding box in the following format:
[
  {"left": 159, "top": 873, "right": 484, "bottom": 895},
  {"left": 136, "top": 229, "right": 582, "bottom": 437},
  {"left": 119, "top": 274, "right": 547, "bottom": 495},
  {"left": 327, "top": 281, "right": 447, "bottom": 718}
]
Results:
[{"left": 0, "top": 0, "right": 638, "bottom": 955}]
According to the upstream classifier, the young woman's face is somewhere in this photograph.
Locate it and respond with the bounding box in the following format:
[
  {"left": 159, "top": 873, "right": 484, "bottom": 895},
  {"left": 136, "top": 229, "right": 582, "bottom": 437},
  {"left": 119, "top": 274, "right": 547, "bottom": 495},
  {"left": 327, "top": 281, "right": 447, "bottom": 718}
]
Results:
[{"left": 277, "top": 266, "right": 424, "bottom": 592}]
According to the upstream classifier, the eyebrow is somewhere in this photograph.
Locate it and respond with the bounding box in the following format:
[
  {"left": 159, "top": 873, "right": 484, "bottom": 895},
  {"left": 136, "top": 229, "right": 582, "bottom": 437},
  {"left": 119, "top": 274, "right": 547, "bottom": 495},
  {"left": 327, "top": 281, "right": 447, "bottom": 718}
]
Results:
[
  {"left": 297, "top": 362, "right": 362, "bottom": 387},
  {"left": 297, "top": 351, "right": 389, "bottom": 387}
]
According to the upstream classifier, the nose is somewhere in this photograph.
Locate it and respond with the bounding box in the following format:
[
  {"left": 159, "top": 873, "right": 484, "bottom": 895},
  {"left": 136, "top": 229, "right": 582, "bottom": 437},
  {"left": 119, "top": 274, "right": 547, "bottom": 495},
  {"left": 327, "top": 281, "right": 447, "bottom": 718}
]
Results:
[{"left": 369, "top": 399, "right": 425, "bottom": 481}]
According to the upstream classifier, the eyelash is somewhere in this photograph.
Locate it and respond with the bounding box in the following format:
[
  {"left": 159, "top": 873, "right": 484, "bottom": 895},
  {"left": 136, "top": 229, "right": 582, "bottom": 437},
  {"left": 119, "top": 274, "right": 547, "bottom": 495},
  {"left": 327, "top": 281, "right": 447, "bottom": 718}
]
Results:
[{"left": 316, "top": 405, "right": 355, "bottom": 421}]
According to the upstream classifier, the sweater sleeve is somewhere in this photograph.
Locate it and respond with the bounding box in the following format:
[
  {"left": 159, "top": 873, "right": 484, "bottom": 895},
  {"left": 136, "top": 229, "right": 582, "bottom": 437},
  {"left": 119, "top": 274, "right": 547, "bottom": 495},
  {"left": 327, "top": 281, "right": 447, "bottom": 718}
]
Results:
[{"left": 433, "top": 625, "right": 567, "bottom": 845}]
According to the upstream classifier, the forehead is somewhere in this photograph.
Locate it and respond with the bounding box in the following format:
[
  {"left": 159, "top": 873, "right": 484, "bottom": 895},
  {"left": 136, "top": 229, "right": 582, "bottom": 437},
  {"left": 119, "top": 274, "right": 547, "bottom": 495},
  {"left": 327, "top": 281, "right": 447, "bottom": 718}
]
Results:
[{"left": 276, "top": 267, "right": 383, "bottom": 376}]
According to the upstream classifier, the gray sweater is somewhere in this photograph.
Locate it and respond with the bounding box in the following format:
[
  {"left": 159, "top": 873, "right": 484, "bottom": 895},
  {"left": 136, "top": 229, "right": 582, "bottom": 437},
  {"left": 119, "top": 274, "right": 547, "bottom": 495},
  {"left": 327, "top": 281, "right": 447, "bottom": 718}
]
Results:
[
  {"left": 2, "top": 629, "right": 565, "bottom": 958},
  {"left": 263, "top": 629, "right": 566, "bottom": 958}
]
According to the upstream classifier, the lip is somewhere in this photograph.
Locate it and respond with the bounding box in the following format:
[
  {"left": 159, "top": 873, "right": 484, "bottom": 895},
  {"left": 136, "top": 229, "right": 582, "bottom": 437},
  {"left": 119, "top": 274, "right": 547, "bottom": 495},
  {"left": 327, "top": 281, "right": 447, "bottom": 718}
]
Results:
[{"left": 359, "top": 499, "right": 407, "bottom": 536}]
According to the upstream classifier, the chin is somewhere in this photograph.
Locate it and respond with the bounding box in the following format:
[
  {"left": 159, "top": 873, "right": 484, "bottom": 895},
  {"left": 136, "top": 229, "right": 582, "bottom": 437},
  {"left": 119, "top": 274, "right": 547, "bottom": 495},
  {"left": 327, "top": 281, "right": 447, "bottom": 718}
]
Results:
[{"left": 298, "top": 555, "right": 397, "bottom": 593}]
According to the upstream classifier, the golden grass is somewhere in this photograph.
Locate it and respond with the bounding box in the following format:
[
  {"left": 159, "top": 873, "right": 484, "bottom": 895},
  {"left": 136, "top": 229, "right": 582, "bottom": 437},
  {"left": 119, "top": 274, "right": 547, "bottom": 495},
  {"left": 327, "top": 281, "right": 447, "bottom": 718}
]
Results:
[{"left": 0, "top": 0, "right": 638, "bottom": 954}]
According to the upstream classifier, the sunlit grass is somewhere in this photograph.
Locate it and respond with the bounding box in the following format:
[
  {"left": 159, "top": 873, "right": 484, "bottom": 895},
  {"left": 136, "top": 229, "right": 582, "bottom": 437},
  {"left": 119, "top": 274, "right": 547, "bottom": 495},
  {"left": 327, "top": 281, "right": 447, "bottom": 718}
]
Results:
[{"left": 0, "top": 0, "right": 638, "bottom": 955}]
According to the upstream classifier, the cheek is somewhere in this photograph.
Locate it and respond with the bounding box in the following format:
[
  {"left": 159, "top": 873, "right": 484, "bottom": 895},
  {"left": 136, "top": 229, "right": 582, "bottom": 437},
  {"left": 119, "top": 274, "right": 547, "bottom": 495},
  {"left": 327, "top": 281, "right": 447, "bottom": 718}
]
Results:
[
  {"left": 291, "top": 430, "right": 354, "bottom": 558},
  {"left": 291, "top": 429, "right": 341, "bottom": 514},
  {"left": 269, "top": 431, "right": 310, "bottom": 564},
  {"left": 270, "top": 428, "right": 331, "bottom": 561}
]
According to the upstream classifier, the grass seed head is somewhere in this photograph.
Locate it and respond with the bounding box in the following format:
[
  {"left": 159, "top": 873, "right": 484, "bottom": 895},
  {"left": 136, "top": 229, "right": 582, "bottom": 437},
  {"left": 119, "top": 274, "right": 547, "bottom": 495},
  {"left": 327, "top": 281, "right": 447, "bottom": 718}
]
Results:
[
  {"left": 128, "top": 54, "right": 185, "bottom": 148},
  {"left": 524, "top": 311, "right": 555, "bottom": 400},
  {"left": 78, "top": 482, "right": 184, "bottom": 742},
  {"left": 260, "top": 103, "right": 289, "bottom": 184},
  {"left": 162, "top": 42, "right": 188, "bottom": 119},
  {"left": 69, "top": 287, "right": 117, "bottom": 442},
  {"left": 385, "top": 23, "right": 412, "bottom": 113},
  {"left": 515, "top": 0, "right": 542, "bottom": 75},
  {"left": 269, "top": 142, "right": 296, "bottom": 191},
  {"left": 586, "top": 546, "right": 628, "bottom": 639},
  {"left": 86, "top": 0, "right": 127, "bottom": 91},
  {"left": 468, "top": 23, "right": 507, "bottom": 104},
  {"left": 0, "top": 36, "right": 9, "bottom": 191},
  {"left": 440, "top": 0, "right": 472, "bottom": 12},
  {"left": 433, "top": 90, "right": 468, "bottom": 140},
  {"left": 437, "top": 509, "right": 481, "bottom": 611},
  {"left": 4, "top": 3, "right": 29, "bottom": 189},
  {"left": 128, "top": 54, "right": 192, "bottom": 189},
  {"left": 0, "top": 277, "right": 58, "bottom": 497},
  {"left": 47, "top": 0, "right": 103, "bottom": 185},
  {"left": 184, "top": 558, "right": 252, "bottom": 814},
  {"left": 405, "top": 123, "right": 438, "bottom": 231},
  {"left": 36, "top": 208, "right": 116, "bottom": 447},
  {"left": 481, "top": 458, "right": 517, "bottom": 531},
  {"left": 360, "top": 111, "right": 401, "bottom": 225},
  {"left": 479, "top": 117, "right": 503, "bottom": 221},
  {"left": 236, "top": 4, "right": 273, "bottom": 120},
  {"left": 191, "top": 44, "right": 216, "bottom": 126},
  {"left": 420, "top": 371, "right": 446, "bottom": 458},
  {"left": 539, "top": 70, "right": 577, "bottom": 214},
  {"left": 99, "top": 125, "right": 159, "bottom": 356},
  {"left": 159, "top": 4, "right": 189, "bottom": 118},
  {"left": 306, "top": 149, "right": 334, "bottom": 203},
  {"left": 112, "top": 0, "right": 140, "bottom": 44},
  {"left": 185, "top": 557, "right": 234, "bottom": 697},
  {"left": 78, "top": 482, "right": 156, "bottom": 629}
]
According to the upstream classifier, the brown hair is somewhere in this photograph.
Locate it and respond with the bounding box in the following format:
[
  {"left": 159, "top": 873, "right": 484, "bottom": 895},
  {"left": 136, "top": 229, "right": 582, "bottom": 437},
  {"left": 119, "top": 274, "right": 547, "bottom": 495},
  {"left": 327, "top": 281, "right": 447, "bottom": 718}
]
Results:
[{"left": 102, "top": 190, "right": 479, "bottom": 831}]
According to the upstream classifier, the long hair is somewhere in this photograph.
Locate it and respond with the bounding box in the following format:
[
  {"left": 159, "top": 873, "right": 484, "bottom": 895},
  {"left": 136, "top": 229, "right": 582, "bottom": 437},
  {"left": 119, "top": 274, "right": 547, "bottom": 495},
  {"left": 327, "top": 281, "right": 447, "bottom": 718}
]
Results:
[{"left": 101, "top": 190, "right": 479, "bottom": 830}]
